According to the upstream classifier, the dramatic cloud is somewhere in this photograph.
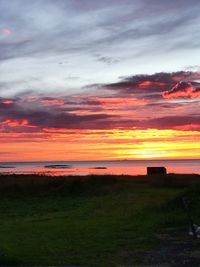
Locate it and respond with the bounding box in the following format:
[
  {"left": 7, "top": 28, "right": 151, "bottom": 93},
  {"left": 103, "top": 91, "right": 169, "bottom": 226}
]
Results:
[
  {"left": 0, "top": 1, "right": 200, "bottom": 160},
  {"left": 163, "top": 81, "right": 200, "bottom": 99},
  {"left": 104, "top": 71, "right": 200, "bottom": 99},
  {"left": 0, "top": 71, "right": 199, "bottom": 134}
]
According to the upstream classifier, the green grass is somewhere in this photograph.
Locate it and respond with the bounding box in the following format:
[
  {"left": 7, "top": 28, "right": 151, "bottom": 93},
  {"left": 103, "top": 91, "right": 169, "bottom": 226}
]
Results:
[{"left": 0, "top": 174, "right": 199, "bottom": 266}]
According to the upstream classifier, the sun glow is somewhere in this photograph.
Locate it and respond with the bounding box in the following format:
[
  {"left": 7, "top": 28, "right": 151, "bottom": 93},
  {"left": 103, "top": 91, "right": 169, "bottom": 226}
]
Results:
[
  {"left": 0, "top": 128, "right": 199, "bottom": 161},
  {"left": 129, "top": 151, "right": 168, "bottom": 159}
]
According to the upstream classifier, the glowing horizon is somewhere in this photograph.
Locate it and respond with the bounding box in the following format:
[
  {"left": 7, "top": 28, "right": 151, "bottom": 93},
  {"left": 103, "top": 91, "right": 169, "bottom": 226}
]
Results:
[{"left": 0, "top": 1, "right": 200, "bottom": 162}]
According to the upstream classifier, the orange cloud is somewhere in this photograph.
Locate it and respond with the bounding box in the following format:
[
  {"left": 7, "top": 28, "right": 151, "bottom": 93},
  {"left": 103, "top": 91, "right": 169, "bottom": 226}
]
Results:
[
  {"left": 174, "top": 124, "right": 200, "bottom": 131},
  {"left": 97, "top": 97, "right": 146, "bottom": 105},
  {"left": 163, "top": 81, "right": 200, "bottom": 99},
  {"left": 0, "top": 129, "right": 199, "bottom": 161},
  {"left": 138, "top": 81, "right": 165, "bottom": 87},
  {"left": 0, "top": 119, "right": 36, "bottom": 128}
]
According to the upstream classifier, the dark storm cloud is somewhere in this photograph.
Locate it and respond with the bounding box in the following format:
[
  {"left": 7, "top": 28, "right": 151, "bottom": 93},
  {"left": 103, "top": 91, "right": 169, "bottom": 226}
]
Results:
[
  {"left": 0, "top": 96, "right": 114, "bottom": 130},
  {"left": 0, "top": 71, "right": 199, "bottom": 132},
  {"left": 104, "top": 71, "right": 200, "bottom": 98}
]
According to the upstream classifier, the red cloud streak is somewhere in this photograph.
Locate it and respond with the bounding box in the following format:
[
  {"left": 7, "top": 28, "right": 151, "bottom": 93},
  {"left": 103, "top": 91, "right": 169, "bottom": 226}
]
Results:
[{"left": 163, "top": 81, "right": 200, "bottom": 99}]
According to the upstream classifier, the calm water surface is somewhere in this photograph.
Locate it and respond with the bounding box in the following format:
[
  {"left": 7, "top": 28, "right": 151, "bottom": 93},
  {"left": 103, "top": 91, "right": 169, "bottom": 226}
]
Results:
[{"left": 0, "top": 160, "right": 199, "bottom": 176}]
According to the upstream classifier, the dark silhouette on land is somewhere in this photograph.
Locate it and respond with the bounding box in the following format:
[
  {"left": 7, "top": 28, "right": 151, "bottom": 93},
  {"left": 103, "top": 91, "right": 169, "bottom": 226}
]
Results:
[{"left": 147, "top": 166, "right": 167, "bottom": 175}]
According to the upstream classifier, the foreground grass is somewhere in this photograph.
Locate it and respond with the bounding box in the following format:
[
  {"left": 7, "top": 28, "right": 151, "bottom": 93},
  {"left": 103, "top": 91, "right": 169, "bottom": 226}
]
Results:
[{"left": 0, "top": 174, "right": 199, "bottom": 266}]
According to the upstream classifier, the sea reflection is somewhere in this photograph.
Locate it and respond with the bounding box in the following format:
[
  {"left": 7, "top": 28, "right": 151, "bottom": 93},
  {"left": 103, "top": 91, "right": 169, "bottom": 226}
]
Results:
[{"left": 0, "top": 160, "right": 199, "bottom": 176}]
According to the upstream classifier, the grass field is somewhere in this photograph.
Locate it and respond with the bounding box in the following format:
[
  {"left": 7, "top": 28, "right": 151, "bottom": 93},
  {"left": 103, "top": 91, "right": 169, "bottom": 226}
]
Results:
[{"left": 0, "top": 174, "right": 199, "bottom": 266}]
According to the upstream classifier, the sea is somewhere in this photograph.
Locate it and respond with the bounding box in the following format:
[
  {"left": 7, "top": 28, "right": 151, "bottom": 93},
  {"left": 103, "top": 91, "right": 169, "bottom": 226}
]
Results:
[{"left": 0, "top": 159, "right": 199, "bottom": 176}]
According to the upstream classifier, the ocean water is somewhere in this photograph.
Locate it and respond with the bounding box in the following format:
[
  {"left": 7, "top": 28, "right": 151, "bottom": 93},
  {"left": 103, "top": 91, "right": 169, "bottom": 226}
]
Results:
[{"left": 0, "top": 159, "right": 199, "bottom": 176}]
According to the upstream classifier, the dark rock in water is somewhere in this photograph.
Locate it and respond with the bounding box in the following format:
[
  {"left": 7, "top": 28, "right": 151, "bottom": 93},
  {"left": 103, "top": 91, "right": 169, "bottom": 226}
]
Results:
[
  {"left": 147, "top": 166, "right": 167, "bottom": 175},
  {"left": 0, "top": 166, "right": 15, "bottom": 168},
  {"left": 90, "top": 167, "right": 107, "bottom": 169},
  {"left": 44, "top": 164, "right": 72, "bottom": 169}
]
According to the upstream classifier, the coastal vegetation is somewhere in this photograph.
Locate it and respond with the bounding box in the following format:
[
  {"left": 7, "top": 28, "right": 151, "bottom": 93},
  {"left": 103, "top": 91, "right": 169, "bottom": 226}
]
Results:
[{"left": 0, "top": 173, "right": 199, "bottom": 266}]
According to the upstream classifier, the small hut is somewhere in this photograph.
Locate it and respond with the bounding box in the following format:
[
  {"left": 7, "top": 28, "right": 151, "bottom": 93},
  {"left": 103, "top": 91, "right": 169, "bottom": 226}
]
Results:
[{"left": 147, "top": 166, "right": 167, "bottom": 175}]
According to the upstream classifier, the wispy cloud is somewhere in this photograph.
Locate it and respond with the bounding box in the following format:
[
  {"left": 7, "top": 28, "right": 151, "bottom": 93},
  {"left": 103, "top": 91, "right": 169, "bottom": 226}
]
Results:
[{"left": 1, "top": 0, "right": 200, "bottom": 97}]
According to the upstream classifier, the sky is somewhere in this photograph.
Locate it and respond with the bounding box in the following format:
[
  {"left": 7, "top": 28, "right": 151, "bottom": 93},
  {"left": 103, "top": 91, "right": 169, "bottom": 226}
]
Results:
[{"left": 0, "top": 0, "right": 200, "bottom": 161}]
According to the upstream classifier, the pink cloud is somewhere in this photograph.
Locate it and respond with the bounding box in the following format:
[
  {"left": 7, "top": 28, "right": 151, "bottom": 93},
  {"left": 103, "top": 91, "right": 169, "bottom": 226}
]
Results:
[
  {"left": 1, "top": 28, "right": 12, "bottom": 35},
  {"left": 0, "top": 71, "right": 199, "bottom": 133},
  {"left": 163, "top": 81, "right": 200, "bottom": 99},
  {"left": 138, "top": 81, "right": 165, "bottom": 87},
  {"left": 0, "top": 119, "right": 35, "bottom": 128},
  {"left": 41, "top": 99, "right": 65, "bottom": 106},
  {"left": 2, "top": 100, "right": 14, "bottom": 105},
  {"left": 174, "top": 124, "right": 200, "bottom": 131}
]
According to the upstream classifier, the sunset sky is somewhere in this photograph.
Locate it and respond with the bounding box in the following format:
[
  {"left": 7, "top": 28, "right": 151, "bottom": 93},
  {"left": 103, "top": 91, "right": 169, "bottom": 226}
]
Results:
[{"left": 0, "top": 0, "right": 200, "bottom": 161}]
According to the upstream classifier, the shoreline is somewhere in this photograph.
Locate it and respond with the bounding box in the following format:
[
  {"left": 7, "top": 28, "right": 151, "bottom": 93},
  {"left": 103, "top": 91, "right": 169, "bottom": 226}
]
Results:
[
  {"left": 0, "top": 159, "right": 199, "bottom": 177},
  {"left": 0, "top": 159, "right": 199, "bottom": 178},
  {"left": 0, "top": 173, "right": 199, "bottom": 189}
]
